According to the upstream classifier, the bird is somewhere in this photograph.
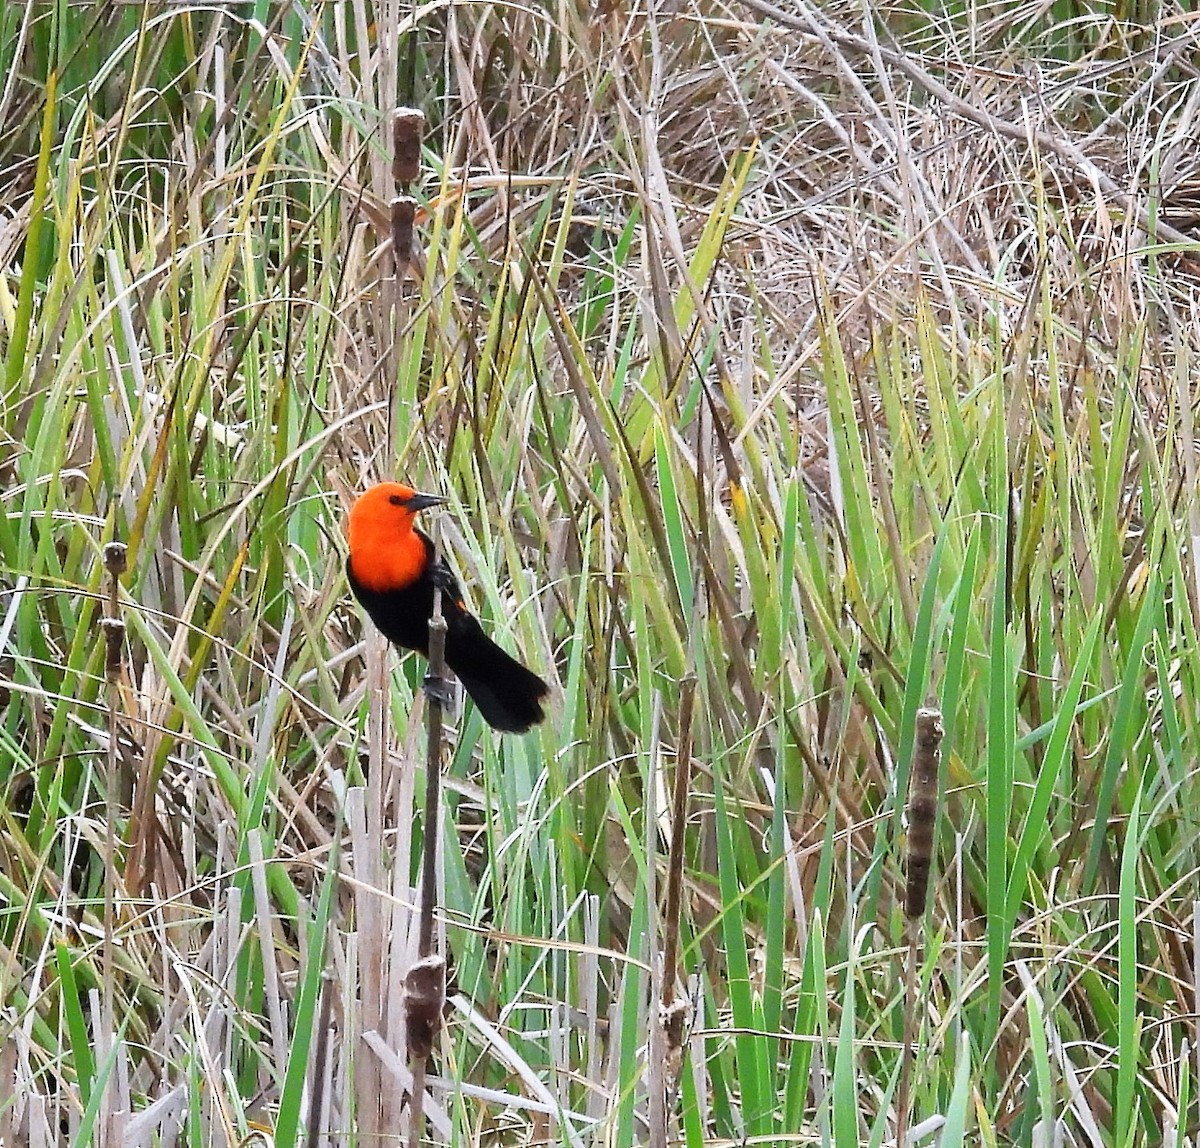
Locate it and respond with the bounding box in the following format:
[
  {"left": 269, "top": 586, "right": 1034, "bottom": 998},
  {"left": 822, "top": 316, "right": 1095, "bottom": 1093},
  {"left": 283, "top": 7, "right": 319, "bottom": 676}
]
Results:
[{"left": 346, "top": 481, "right": 550, "bottom": 733}]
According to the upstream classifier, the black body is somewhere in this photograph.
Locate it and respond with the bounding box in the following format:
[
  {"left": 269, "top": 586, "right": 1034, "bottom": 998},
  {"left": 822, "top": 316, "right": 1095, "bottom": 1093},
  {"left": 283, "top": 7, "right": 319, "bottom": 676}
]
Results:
[{"left": 347, "top": 531, "right": 549, "bottom": 733}]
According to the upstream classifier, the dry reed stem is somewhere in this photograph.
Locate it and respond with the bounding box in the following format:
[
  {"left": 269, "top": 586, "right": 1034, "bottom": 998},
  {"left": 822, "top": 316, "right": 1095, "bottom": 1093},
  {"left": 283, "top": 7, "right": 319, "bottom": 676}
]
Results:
[
  {"left": 355, "top": 634, "right": 389, "bottom": 1139},
  {"left": 101, "top": 539, "right": 128, "bottom": 1148},
  {"left": 739, "top": 0, "right": 1197, "bottom": 250},
  {"left": 305, "top": 973, "right": 336, "bottom": 1148}
]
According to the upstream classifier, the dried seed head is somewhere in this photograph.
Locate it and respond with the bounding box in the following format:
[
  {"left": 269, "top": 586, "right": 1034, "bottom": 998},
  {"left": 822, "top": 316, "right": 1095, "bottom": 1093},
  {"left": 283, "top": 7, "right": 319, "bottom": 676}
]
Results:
[
  {"left": 659, "top": 996, "right": 690, "bottom": 1084},
  {"left": 391, "top": 106, "right": 424, "bottom": 187},
  {"left": 660, "top": 997, "right": 689, "bottom": 1052},
  {"left": 904, "top": 707, "right": 943, "bottom": 920},
  {"left": 391, "top": 196, "right": 417, "bottom": 275},
  {"left": 404, "top": 954, "right": 445, "bottom": 1059},
  {"left": 101, "top": 616, "right": 125, "bottom": 678},
  {"left": 103, "top": 542, "right": 128, "bottom": 577}
]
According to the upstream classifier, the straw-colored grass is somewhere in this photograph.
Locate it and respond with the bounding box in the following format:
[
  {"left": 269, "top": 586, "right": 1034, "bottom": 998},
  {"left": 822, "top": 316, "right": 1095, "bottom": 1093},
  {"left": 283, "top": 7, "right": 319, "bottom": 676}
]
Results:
[{"left": 3, "top": 1, "right": 1200, "bottom": 1145}]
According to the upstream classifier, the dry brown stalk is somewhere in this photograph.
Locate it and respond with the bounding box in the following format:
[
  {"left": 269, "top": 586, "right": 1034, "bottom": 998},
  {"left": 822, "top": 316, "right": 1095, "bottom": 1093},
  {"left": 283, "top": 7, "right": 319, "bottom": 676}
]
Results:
[
  {"left": 407, "top": 555, "right": 448, "bottom": 1148},
  {"left": 100, "top": 540, "right": 127, "bottom": 1148},
  {"left": 305, "top": 973, "right": 336, "bottom": 1148}
]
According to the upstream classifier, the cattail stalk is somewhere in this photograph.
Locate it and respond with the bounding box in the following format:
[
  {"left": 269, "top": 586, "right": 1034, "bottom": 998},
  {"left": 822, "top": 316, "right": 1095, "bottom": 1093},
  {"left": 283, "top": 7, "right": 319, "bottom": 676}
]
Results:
[
  {"left": 390, "top": 102, "right": 438, "bottom": 1148},
  {"left": 407, "top": 539, "right": 447, "bottom": 1148},
  {"left": 100, "top": 540, "right": 126, "bottom": 1148}
]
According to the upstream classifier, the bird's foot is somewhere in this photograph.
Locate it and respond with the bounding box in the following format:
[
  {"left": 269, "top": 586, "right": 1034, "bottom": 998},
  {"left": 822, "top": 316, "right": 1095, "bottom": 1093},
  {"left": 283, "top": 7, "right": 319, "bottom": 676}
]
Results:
[{"left": 423, "top": 673, "right": 453, "bottom": 709}]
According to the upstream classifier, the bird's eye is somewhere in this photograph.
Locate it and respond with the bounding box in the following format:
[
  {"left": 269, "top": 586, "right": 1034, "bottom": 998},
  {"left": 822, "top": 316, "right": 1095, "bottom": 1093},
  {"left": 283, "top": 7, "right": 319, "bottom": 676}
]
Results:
[{"left": 388, "top": 494, "right": 404, "bottom": 506}]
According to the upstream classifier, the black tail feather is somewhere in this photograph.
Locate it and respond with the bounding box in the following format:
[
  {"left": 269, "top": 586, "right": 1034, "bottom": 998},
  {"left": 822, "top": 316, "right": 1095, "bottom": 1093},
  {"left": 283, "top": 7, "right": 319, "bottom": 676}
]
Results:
[{"left": 445, "top": 622, "right": 549, "bottom": 733}]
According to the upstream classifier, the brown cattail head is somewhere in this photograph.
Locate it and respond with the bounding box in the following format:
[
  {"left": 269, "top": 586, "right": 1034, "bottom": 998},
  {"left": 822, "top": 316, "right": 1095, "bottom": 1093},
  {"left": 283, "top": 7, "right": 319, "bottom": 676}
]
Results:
[
  {"left": 661, "top": 997, "right": 689, "bottom": 1048},
  {"left": 103, "top": 542, "right": 127, "bottom": 578},
  {"left": 391, "top": 106, "right": 424, "bottom": 188},
  {"left": 404, "top": 953, "right": 445, "bottom": 1060},
  {"left": 660, "top": 997, "right": 690, "bottom": 1081},
  {"left": 391, "top": 196, "right": 417, "bottom": 276},
  {"left": 903, "top": 707, "right": 943, "bottom": 919},
  {"left": 100, "top": 616, "right": 125, "bottom": 679}
]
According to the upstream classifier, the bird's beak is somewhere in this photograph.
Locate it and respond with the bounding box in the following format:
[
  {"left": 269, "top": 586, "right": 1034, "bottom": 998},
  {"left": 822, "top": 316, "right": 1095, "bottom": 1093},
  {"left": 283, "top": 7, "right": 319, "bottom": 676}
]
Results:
[{"left": 407, "top": 491, "right": 446, "bottom": 511}]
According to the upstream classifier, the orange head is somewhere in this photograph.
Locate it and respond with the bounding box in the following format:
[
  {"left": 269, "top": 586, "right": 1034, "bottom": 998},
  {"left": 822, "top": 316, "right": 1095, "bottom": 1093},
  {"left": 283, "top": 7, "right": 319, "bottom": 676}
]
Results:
[{"left": 347, "top": 482, "right": 445, "bottom": 593}]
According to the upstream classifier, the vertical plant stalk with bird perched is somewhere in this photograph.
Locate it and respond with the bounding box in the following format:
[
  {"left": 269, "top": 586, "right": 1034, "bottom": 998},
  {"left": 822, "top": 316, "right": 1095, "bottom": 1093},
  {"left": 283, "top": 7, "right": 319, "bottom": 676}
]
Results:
[{"left": 405, "top": 532, "right": 448, "bottom": 1148}]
